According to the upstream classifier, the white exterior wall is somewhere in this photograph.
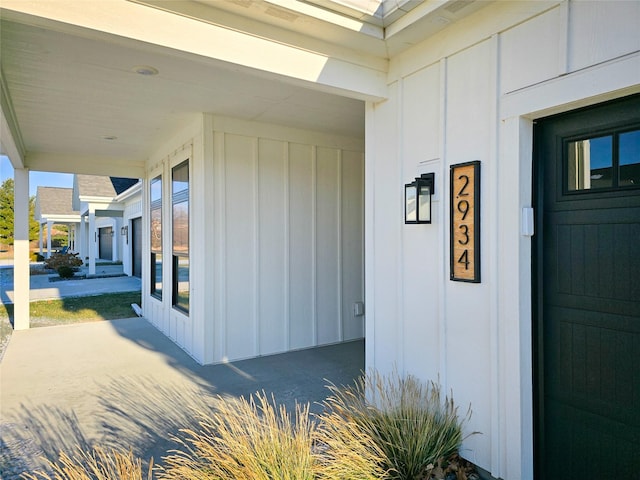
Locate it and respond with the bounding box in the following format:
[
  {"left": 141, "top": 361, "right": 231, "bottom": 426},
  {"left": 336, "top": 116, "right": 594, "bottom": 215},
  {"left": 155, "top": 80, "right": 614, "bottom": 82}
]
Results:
[
  {"left": 144, "top": 116, "right": 205, "bottom": 362},
  {"left": 366, "top": 1, "right": 640, "bottom": 479},
  {"left": 143, "top": 114, "right": 365, "bottom": 365},
  {"left": 122, "top": 196, "right": 142, "bottom": 276}
]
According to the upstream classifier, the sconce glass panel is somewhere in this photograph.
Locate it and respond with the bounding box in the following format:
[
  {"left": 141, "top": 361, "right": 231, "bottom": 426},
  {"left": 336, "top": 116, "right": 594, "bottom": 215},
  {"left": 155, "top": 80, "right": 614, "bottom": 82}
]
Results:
[
  {"left": 418, "top": 184, "right": 431, "bottom": 223},
  {"left": 405, "top": 184, "right": 417, "bottom": 223}
]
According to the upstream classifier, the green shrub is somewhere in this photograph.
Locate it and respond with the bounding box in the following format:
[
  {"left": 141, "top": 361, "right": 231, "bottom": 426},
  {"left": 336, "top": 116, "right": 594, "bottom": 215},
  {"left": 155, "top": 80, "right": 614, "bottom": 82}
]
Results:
[
  {"left": 321, "top": 372, "right": 473, "bottom": 480},
  {"left": 57, "top": 265, "right": 75, "bottom": 278},
  {"left": 21, "top": 446, "right": 152, "bottom": 480}
]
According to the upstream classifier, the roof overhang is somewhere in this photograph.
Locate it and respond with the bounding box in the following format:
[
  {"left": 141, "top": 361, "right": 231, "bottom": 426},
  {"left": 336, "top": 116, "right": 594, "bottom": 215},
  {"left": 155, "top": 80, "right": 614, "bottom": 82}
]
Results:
[{"left": 0, "top": 0, "right": 492, "bottom": 177}]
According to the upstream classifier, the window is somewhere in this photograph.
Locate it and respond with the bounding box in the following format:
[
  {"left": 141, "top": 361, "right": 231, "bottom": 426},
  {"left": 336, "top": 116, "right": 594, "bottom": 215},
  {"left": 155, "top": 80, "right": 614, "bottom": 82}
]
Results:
[
  {"left": 566, "top": 128, "right": 640, "bottom": 192},
  {"left": 150, "top": 175, "right": 162, "bottom": 299},
  {"left": 172, "top": 160, "right": 189, "bottom": 313}
]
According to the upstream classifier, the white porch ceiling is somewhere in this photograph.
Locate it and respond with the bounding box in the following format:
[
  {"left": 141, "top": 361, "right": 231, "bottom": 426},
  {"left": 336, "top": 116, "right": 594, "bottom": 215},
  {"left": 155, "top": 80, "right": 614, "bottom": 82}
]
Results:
[{"left": 0, "top": 0, "right": 489, "bottom": 177}]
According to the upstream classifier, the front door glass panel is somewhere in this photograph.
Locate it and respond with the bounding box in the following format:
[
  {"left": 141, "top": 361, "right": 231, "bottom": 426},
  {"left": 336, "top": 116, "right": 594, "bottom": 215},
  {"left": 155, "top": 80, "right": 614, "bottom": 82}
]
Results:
[
  {"left": 567, "top": 135, "right": 612, "bottom": 191},
  {"left": 619, "top": 129, "right": 640, "bottom": 187}
]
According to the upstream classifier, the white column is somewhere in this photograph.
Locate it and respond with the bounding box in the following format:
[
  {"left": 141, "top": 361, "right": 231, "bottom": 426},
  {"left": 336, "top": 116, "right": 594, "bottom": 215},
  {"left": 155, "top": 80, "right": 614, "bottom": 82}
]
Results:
[
  {"left": 46, "top": 220, "right": 52, "bottom": 258},
  {"left": 112, "top": 221, "right": 119, "bottom": 262},
  {"left": 88, "top": 206, "right": 96, "bottom": 275},
  {"left": 14, "top": 168, "right": 30, "bottom": 330},
  {"left": 38, "top": 222, "right": 43, "bottom": 257},
  {"left": 79, "top": 215, "right": 86, "bottom": 261}
]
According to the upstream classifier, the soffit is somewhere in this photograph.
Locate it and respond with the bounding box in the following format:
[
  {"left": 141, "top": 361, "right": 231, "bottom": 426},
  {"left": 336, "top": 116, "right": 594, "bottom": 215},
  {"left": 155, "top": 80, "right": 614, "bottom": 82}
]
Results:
[{"left": 0, "top": 13, "right": 365, "bottom": 171}]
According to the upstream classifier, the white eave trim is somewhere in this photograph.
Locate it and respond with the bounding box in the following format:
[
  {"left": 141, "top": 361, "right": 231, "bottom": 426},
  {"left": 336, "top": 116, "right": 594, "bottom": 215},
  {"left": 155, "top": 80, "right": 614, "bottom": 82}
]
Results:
[{"left": 115, "top": 181, "right": 142, "bottom": 202}]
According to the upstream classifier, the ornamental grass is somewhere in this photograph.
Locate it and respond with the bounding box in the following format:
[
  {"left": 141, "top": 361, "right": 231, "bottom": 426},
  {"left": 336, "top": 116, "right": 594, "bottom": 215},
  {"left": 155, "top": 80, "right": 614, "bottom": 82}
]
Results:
[
  {"left": 18, "top": 373, "right": 472, "bottom": 480},
  {"left": 21, "top": 447, "right": 152, "bottom": 480},
  {"left": 322, "top": 371, "right": 472, "bottom": 480},
  {"left": 158, "top": 391, "right": 385, "bottom": 480},
  {"left": 158, "top": 393, "right": 315, "bottom": 480}
]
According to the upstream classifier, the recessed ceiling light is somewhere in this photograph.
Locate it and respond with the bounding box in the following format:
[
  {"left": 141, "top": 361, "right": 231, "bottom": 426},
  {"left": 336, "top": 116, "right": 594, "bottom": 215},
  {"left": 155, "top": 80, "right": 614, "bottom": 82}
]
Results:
[
  {"left": 132, "top": 65, "right": 159, "bottom": 76},
  {"left": 103, "top": 135, "right": 118, "bottom": 141}
]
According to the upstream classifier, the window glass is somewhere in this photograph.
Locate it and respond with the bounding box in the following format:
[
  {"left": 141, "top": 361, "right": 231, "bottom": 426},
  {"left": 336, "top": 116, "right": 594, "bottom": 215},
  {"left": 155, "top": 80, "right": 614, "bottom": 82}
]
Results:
[
  {"left": 150, "top": 207, "right": 162, "bottom": 252},
  {"left": 172, "top": 162, "right": 189, "bottom": 194},
  {"left": 172, "top": 160, "right": 189, "bottom": 313},
  {"left": 151, "top": 252, "right": 162, "bottom": 298},
  {"left": 619, "top": 129, "right": 640, "bottom": 187},
  {"left": 151, "top": 177, "right": 162, "bottom": 202},
  {"left": 150, "top": 175, "right": 162, "bottom": 299},
  {"left": 567, "top": 135, "right": 613, "bottom": 191},
  {"left": 173, "top": 201, "right": 188, "bottom": 252},
  {"left": 174, "top": 256, "right": 189, "bottom": 313}
]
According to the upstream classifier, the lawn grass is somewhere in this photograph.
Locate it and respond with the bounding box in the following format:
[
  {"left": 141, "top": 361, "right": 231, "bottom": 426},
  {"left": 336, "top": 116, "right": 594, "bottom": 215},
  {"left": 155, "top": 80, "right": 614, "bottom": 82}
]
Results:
[{"left": 0, "top": 291, "right": 142, "bottom": 327}]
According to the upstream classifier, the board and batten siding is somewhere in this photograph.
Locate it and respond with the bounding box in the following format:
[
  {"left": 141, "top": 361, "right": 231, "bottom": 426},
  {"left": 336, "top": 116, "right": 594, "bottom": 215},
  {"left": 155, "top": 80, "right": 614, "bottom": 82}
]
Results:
[
  {"left": 215, "top": 125, "right": 365, "bottom": 362},
  {"left": 366, "top": 1, "right": 640, "bottom": 479},
  {"left": 143, "top": 115, "right": 365, "bottom": 366}
]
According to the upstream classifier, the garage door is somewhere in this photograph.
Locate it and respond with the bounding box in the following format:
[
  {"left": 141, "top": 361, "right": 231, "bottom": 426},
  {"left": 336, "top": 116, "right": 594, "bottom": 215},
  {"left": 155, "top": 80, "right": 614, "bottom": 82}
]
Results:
[{"left": 533, "top": 94, "right": 640, "bottom": 478}]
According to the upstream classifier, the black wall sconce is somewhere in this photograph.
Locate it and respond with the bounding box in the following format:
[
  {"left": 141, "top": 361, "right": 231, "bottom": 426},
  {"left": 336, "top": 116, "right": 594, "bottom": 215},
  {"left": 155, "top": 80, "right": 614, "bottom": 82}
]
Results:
[
  {"left": 405, "top": 173, "right": 435, "bottom": 224},
  {"left": 121, "top": 225, "right": 129, "bottom": 244}
]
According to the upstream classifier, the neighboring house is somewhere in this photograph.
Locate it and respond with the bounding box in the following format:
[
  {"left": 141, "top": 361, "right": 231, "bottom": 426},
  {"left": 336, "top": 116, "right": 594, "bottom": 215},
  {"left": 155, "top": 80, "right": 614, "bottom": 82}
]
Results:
[
  {"left": 72, "top": 175, "right": 142, "bottom": 276},
  {"left": 34, "top": 176, "right": 142, "bottom": 276},
  {"left": 2, "top": 1, "right": 638, "bottom": 479},
  {"left": 34, "top": 186, "right": 80, "bottom": 256}
]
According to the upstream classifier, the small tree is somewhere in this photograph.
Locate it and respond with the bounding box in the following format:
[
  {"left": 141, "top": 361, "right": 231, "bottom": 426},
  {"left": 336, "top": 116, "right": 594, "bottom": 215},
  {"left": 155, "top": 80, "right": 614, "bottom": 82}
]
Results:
[{"left": 0, "top": 178, "right": 40, "bottom": 245}]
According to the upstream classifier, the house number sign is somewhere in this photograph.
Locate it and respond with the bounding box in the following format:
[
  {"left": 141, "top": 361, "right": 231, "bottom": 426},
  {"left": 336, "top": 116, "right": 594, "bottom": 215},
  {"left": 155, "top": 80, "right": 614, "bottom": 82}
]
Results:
[{"left": 450, "top": 161, "right": 480, "bottom": 282}]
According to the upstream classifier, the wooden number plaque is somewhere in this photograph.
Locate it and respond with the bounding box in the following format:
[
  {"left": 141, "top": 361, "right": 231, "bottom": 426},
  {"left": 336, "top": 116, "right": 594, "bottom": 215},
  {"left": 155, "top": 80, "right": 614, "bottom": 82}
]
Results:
[{"left": 450, "top": 161, "right": 480, "bottom": 282}]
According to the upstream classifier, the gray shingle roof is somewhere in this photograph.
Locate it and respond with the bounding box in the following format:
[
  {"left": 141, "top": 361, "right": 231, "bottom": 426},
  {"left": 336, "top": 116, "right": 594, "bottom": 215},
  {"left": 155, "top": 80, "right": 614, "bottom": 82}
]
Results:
[
  {"left": 75, "top": 175, "right": 139, "bottom": 197},
  {"left": 37, "top": 187, "right": 77, "bottom": 216}
]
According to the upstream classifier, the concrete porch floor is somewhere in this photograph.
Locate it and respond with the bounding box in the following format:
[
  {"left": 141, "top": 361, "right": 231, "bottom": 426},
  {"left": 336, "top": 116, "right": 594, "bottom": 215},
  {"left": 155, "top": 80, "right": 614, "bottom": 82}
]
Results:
[{"left": 0, "top": 317, "right": 364, "bottom": 477}]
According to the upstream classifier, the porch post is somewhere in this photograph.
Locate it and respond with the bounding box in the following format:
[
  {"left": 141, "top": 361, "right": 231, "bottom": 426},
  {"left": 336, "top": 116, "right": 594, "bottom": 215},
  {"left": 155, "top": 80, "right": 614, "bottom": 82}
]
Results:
[
  {"left": 79, "top": 214, "right": 85, "bottom": 259},
  {"left": 88, "top": 206, "right": 96, "bottom": 275},
  {"left": 46, "top": 220, "right": 52, "bottom": 258},
  {"left": 13, "top": 168, "right": 30, "bottom": 330},
  {"left": 38, "top": 221, "right": 43, "bottom": 257}
]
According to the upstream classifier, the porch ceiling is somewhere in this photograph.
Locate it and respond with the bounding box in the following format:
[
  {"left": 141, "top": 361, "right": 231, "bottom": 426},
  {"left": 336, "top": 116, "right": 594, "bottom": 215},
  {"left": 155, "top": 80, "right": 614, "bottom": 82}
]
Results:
[{"left": 0, "top": 0, "right": 490, "bottom": 177}]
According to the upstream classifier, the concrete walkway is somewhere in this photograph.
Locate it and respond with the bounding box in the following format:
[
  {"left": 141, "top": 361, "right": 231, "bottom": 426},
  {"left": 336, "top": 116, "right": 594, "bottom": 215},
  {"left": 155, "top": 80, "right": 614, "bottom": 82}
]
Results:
[
  {"left": 0, "top": 318, "right": 364, "bottom": 477},
  {"left": 0, "top": 265, "right": 141, "bottom": 304}
]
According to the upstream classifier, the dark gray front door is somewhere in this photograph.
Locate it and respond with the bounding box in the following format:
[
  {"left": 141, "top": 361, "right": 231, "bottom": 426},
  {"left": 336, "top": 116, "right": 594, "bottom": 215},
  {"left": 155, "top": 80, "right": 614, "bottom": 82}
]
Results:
[
  {"left": 132, "top": 217, "right": 142, "bottom": 278},
  {"left": 534, "top": 94, "right": 640, "bottom": 479},
  {"left": 99, "top": 227, "right": 113, "bottom": 260}
]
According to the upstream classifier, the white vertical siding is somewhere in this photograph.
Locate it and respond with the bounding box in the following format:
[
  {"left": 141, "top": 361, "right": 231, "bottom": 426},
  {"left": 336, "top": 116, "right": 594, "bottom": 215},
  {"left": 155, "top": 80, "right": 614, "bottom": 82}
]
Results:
[
  {"left": 144, "top": 117, "right": 364, "bottom": 364},
  {"left": 258, "top": 138, "right": 288, "bottom": 356},
  {"left": 288, "top": 143, "right": 315, "bottom": 351},
  {"left": 316, "top": 146, "right": 340, "bottom": 345},
  {"left": 443, "top": 38, "right": 495, "bottom": 467},
  {"left": 499, "top": 7, "right": 563, "bottom": 94},
  {"left": 400, "top": 62, "right": 441, "bottom": 383},
  {"left": 213, "top": 120, "right": 365, "bottom": 362},
  {"left": 568, "top": 0, "right": 640, "bottom": 72},
  {"left": 366, "top": 84, "right": 401, "bottom": 375},
  {"left": 341, "top": 149, "right": 365, "bottom": 341},
  {"left": 224, "top": 133, "right": 258, "bottom": 360}
]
